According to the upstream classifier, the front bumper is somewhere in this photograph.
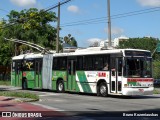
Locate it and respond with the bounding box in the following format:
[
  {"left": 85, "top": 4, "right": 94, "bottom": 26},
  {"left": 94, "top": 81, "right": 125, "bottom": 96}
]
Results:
[{"left": 122, "top": 87, "right": 154, "bottom": 96}]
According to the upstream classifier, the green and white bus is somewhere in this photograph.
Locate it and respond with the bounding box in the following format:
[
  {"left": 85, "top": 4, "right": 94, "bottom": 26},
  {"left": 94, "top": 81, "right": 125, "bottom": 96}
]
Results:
[{"left": 11, "top": 47, "right": 154, "bottom": 96}]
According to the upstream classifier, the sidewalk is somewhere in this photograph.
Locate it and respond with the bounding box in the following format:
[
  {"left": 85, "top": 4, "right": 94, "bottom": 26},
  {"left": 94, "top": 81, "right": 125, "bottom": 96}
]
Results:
[
  {"left": 0, "top": 85, "right": 21, "bottom": 91},
  {"left": 0, "top": 96, "right": 67, "bottom": 120}
]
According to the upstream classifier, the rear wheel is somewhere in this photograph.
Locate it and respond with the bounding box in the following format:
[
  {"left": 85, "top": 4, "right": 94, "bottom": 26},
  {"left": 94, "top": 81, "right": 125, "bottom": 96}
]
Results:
[
  {"left": 57, "top": 80, "right": 64, "bottom": 93},
  {"left": 98, "top": 82, "right": 108, "bottom": 97}
]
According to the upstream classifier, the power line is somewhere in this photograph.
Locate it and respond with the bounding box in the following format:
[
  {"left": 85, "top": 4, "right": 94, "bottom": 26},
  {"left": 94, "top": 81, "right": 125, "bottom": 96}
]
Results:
[
  {"left": 0, "top": 8, "right": 9, "bottom": 13},
  {"left": 44, "top": 0, "right": 72, "bottom": 12},
  {"left": 61, "top": 7, "right": 160, "bottom": 27},
  {"left": 1, "top": 2, "right": 160, "bottom": 29},
  {"left": 0, "top": 0, "right": 72, "bottom": 29}
]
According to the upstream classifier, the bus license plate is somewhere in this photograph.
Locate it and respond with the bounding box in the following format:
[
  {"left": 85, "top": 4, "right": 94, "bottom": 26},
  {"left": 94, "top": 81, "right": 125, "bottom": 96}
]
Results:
[{"left": 139, "top": 89, "right": 144, "bottom": 92}]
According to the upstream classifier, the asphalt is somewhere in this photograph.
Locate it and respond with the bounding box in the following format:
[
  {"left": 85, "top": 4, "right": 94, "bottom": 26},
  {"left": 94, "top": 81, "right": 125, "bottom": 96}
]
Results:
[
  {"left": 0, "top": 85, "right": 69, "bottom": 120},
  {"left": 0, "top": 85, "right": 160, "bottom": 120}
]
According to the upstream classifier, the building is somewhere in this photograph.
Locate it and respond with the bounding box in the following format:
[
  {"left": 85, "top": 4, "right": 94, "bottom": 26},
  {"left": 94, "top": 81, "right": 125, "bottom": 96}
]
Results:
[
  {"left": 114, "top": 36, "right": 129, "bottom": 47},
  {"left": 62, "top": 43, "right": 77, "bottom": 53},
  {"left": 100, "top": 36, "right": 129, "bottom": 48}
]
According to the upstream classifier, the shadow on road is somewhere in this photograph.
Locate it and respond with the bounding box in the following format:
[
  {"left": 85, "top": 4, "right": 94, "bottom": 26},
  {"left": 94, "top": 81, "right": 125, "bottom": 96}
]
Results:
[
  {"left": 67, "top": 108, "right": 160, "bottom": 120},
  {"left": 31, "top": 88, "right": 160, "bottom": 99},
  {"left": 1, "top": 86, "right": 160, "bottom": 99}
]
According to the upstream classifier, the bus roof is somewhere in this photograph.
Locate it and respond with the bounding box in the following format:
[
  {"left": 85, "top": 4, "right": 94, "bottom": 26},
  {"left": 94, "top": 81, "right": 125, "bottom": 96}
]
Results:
[
  {"left": 54, "top": 48, "right": 150, "bottom": 56},
  {"left": 12, "top": 53, "right": 43, "bottom": 60},
  {"left": 12, "top": 48, "right": 151, "bottom": 60}
]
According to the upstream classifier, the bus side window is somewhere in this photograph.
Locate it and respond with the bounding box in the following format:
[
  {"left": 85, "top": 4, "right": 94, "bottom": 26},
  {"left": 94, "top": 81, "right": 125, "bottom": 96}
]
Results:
[
  {"left": 35, "top": 59, "right": 42, "bottom": 74},
  {"left": 61, "top": 58, "right": 67, "bottom": 70},
  {"left": 53, "top": 57, "right": 67, "bottom": 70},
  {"left": 103, "top": 55, "right": 110, "bottom": 71},
  {"left": 111, "top": 58, "right": 116, "bottom": 76},
  {"left": 16, "top": 62, "right": 21, "bottom": 73},
  {"left": 53, "top": 58, "right": 58, "bottom": 70},
  {"left": 12, "top": 61, "right": 15, "bottom": 72},
  {"left": 118, "top": 59, "right": 122, "bottom": 76},
  {"left": 23, "top": 60, "right": 34, "bottom": 71},
  {"left": 68, "top": 61, "right": 71, "bottom": 75},
  {"left": 76, "top": 56, "right": 83, "bottom": 70}
]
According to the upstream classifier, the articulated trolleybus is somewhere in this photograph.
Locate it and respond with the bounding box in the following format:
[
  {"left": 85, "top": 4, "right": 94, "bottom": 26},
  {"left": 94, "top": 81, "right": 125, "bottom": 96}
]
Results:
[{"left": 11, "top": 47, "right": 153, "bottom": 96}]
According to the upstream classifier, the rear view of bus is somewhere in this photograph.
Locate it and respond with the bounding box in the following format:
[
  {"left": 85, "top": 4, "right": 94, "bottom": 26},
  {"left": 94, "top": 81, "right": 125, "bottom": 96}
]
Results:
[{"left": 121, "top": 50, "right": 153, "bottom": 95}]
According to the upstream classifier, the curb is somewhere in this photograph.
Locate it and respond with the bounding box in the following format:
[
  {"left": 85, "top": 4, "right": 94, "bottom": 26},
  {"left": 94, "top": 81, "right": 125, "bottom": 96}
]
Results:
[{"left": 14, "top": 97, "right": 39, "bottom": 102}]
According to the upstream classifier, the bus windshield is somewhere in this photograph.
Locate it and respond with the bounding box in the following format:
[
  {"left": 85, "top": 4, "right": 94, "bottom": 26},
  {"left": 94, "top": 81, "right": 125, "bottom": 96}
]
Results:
[{"left": 124, "top": 57, "right": 152, "bottom": 78}]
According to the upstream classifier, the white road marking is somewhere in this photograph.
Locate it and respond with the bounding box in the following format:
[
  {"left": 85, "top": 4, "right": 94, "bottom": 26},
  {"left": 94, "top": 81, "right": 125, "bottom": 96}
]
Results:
[
  {"left": 31, "top": 102, "right": 65, "bottom": 111},
  {"left": 38, "top": 93, "right": 61, "bottom": 96}
]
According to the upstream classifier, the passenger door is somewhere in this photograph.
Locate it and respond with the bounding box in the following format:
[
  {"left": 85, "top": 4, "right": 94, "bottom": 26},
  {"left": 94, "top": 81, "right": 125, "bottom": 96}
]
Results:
[
  {"left": 15, "top": 61, "right": 22, "bottom": 87},
  {"left": 35, "top": 59, "right": 42, "bottom": 88},
  {"left": 67, "top": 57, "right": 76, "bottom": 91},
  {"left": 110, "top": 56, "right": 122, "bottom": 94}
]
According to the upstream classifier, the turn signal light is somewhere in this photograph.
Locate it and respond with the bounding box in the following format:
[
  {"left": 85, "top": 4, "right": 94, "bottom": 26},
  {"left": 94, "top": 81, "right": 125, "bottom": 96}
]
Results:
[{"left": 124, "top": 84, "right": 128, "bottom": 87}]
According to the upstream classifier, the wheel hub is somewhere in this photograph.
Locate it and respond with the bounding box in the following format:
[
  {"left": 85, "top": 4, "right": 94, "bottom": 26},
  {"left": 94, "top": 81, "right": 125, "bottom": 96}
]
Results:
[
  {"left": 58, "top": 83, "right": 63, "bottom": 91},
  {"left": 100, "top": 85, "right": 106, "bottom": 95}
]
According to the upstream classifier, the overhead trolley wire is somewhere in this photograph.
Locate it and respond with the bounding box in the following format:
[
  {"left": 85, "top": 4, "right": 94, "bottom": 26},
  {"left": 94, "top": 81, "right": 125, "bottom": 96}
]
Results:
[
  {"left": 1, "top": 3, "right": 160, "bottom": 29},
  {"left": 60, "top": 7, "right": 160, "bottom": 27}
]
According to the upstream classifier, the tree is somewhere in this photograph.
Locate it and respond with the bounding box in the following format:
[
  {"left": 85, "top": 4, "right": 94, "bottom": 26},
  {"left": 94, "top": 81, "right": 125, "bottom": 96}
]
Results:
[
  {"left": 63, "top": 34, "right": 77, "bottom": 47},
  {"left": 0, "top": 8, "right": 58, "bottom": 80},
  {"left": 0, "top": 8, "right": 78, "bottom": 80},
  {"left": 5, "top": 8, "right": 58, "bottom": 51},
  {"left": 153, "top": 61, "right": 160, "bottom": 79}
]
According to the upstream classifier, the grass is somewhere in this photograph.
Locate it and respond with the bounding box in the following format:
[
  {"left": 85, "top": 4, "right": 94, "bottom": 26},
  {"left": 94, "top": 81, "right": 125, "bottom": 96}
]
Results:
[
  {"left": 0, "top": 91, "right": 39, "bottom": 102},
  {"left": 0, "top": 80, "right": 39, "bottom": 102},
  {"left": 0, "top": 80, "right": 11, "bottom": 86},
  {"left": 153, "top": 88, "right": 160, "bottom": 94}
]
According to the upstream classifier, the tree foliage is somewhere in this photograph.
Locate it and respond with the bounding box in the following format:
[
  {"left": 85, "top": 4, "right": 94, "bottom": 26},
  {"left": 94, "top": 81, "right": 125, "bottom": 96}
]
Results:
[
  {"left": 0, "top": 8, "right": 78, "bottom": 65},
  {"left": 153, "top": 61, "right": 160, "bottom": 79},
  {"left": 6, "top": 8, "right": 57, "bottom": 50},
  {"left": 0, "top": 8, "right": 78, "bottom": 80},
  {"left": 63, "top": 34, "right": 77, "bottom": 47},
  {"left": 0, "top": 8, "right": 58, "bottom": 68}
]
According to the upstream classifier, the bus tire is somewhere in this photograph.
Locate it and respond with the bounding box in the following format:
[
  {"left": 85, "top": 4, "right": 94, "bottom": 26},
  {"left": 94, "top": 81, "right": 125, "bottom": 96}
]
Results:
[
  {"left": 57, "top": 80, "right": 64, "bottom": 93},
  {"left": 98, "top": 82, "right": 108, "bottom": 97},
  {"left": 22, "top": 78, "right": 28, "bottom": 90}
]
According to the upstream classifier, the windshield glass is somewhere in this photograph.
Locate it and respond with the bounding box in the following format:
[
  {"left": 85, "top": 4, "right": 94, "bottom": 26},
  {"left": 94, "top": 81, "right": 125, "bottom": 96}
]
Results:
[{"left": 124, "top": 57, "right": 152, "bottom": 78}]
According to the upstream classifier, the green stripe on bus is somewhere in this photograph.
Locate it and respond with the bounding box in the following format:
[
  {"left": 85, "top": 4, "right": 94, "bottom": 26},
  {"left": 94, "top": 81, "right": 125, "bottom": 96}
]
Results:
[
  {"left": 77, "top": 71, "right": 92, "bottom": 93},
  {"left": 128, "top": 82, "right": 137, "bottom": 86}
]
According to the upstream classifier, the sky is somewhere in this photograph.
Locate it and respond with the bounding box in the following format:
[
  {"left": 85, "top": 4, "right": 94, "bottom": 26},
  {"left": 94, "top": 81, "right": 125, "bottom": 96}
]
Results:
[{"left": 0, "top": 0, "right": 160, "bottom": 47}]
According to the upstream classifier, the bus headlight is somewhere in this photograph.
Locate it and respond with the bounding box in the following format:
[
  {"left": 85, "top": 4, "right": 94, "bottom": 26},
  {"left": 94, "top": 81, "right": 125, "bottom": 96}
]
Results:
[{"left": 149, "top": 84, "right": 153, "bottom": 87}]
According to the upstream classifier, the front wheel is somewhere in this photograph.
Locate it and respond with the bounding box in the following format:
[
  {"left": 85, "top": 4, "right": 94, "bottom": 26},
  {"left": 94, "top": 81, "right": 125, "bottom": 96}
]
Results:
[
  {"left": 57, "top": 80, "right": 64, "bottom": 93},
  {"left": 98, "top": 82, "right": 108, "bottom": 97}
]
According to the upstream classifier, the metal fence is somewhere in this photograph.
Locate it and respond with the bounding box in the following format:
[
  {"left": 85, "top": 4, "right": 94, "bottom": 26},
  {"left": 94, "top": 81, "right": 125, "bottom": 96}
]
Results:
[{"left": 0, "top": 73, "right": 11, "bottom": 81}]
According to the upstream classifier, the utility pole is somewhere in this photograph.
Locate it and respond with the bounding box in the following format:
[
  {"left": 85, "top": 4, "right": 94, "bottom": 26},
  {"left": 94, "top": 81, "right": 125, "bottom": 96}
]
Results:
[
  {"left": 56, "top": 2, "right": 60, "bottom": 53},
  {"left": 43, "top": 0, "right": 71, "bottom": 53},
  {"left": 107, "top": 0, "right": 111, "bottom": 48}
]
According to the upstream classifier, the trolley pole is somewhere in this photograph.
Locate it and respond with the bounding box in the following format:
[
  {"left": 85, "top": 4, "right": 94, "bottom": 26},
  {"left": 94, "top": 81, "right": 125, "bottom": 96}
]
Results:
[
  {"left": 107, "top": 0, "right": 111, "bottom": 48},
  {"left": 56, "top": 2, "right": 60, "bottom": 53}
]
